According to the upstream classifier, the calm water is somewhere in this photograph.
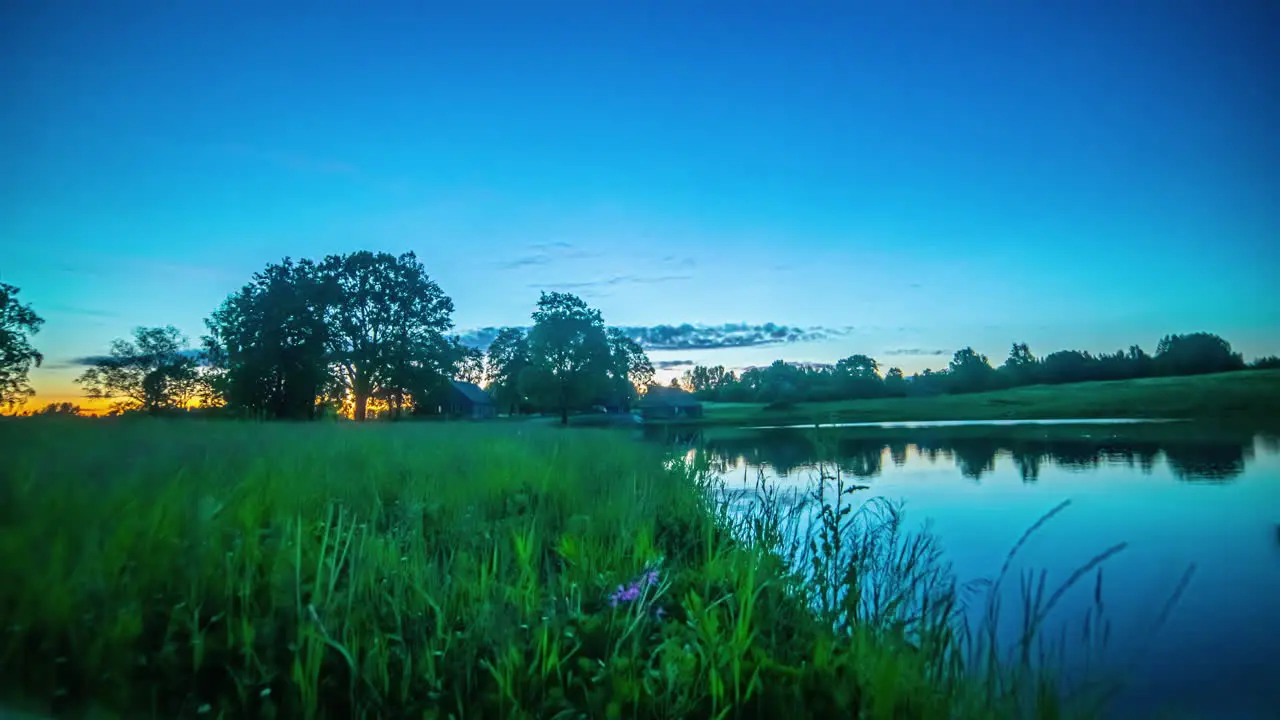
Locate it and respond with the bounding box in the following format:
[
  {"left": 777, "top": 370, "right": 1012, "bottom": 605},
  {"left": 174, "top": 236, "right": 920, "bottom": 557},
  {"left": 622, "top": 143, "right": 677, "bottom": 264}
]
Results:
[{"left": 658, "top": 421, "right": 1280, "bottom": 719}]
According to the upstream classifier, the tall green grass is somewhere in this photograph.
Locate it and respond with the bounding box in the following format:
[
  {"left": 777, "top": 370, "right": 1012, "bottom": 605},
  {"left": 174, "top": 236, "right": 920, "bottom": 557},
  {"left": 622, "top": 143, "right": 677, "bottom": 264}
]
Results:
[{"left": 0, "top": 418, "right": 1125, "bottom": 718}]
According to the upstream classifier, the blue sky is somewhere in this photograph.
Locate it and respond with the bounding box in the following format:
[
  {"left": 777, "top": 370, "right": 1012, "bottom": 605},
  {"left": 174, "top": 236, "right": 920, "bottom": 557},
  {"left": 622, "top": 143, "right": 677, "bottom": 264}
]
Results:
[{"left": 3, "top": 1, "right": 1277, "bottom": 404}]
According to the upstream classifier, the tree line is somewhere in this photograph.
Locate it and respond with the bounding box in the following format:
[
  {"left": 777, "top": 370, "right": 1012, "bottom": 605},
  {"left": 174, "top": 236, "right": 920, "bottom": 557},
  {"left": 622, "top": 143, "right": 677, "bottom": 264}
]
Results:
[
  {"left": 0, "top": 252, "right": 653, "bottom": 424},
  {"left": 2, "top": 267, "right": 1278, "bottom": 418},
  {"left": 679, "top": 336, "right": 1280, "bottom": 404}
]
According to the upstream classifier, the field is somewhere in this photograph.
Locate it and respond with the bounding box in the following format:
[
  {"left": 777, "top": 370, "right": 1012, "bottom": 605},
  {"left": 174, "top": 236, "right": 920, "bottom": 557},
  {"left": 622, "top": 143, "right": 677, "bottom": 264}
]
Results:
[
  {"left": 686, "top": 370, "right": 1280, "bottom": 428},
  {"left": 0, "top": 420, "right": 1113, "bottom": 719}
]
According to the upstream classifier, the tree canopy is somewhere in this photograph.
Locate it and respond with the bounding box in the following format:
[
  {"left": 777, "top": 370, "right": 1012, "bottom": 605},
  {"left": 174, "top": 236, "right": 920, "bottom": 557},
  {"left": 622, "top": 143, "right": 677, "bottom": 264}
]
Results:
[
  {"left": 485, "top": 327, "right": 531, "bottom": 415},
  {"left": 521, "top": 292, "right": 615, "bottom": 425},
  {"left": 321, "top": 251, "right": 457, "bottom": 421},
  {"left": 204, "top": 258, "right": 332, "bottom": 420},
  {"left": 0, "top": 283, "right": 44, "bottom": 409},
  {"left": 76, "top": 326, "right": 204, "bottom": 414}
]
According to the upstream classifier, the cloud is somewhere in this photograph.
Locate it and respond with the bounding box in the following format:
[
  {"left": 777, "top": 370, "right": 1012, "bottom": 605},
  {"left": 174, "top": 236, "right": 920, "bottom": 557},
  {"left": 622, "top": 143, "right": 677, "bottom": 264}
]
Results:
[
  {"left": 531, "top": 274, "right": 692, "bottom": 291},
  {"left": 739, "top": 361, "right": 835, "bottom": 372},
  {"left": 653, "top": 359, "right": 696, "bottom": 370},
  {"left": 456, "top": 322, "right": 851, "bottom": 352},
  {"left": 497, "top": 255, "right": 555, "bottom": 270},
  {"left": 61, "top": 348, "right": 207, "bottom": 369},
  {"left": 620, "top": 323, "right": 848, "bottom": 350},
  {"left": 497, "top": 241, "right": 599, "bottom": 270},
  {"left": 883, "top": 348, "right": 950, "bottom": 356}
]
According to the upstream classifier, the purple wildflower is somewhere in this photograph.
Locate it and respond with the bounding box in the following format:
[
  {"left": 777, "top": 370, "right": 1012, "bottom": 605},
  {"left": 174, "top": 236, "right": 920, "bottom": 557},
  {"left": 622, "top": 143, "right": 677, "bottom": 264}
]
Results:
[{"left": 607, "top": 568, "right": 663, "bottom": 608}]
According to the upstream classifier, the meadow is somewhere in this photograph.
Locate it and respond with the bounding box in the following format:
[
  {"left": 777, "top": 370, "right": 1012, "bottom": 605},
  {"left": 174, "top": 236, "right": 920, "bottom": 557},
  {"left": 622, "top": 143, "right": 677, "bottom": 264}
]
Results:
[
  {"left": 0, "top": 419, "right": 1116, "bottom": 719},
  {"left": 683, "top": 369, "right": 1280, "bottom": 429}
]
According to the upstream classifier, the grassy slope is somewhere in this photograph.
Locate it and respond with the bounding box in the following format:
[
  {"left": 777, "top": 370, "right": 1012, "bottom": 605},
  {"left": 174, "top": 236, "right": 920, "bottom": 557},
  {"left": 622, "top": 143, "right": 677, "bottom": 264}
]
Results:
[
  {"left": 688, "top": 370, "right": 1280, "bottom": 428},
  {"left": 0, "top": 419, "right": 1086, "bottom": 719}
]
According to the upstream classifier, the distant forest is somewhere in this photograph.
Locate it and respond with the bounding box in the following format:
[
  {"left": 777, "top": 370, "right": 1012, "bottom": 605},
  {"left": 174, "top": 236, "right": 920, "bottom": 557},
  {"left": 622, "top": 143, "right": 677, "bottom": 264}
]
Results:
[
  {"left": 676, "top": 336, "right": 1280, "bottom": 404},
  {"left": 2, "top": 252, "right": 1278, "bottom": 420}
]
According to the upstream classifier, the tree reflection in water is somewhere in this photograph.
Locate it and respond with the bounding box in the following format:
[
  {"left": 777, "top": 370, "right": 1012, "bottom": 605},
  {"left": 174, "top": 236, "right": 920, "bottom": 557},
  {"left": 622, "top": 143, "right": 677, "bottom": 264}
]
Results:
[{"left": 649, "top": 423, "right": 1266, "bottom": 484}]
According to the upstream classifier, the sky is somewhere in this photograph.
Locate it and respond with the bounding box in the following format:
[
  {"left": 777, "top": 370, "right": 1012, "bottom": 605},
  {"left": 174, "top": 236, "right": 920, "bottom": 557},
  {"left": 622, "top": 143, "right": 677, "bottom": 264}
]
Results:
[{"left": 3, "top": 1, "right": 1277, "bottom": 410}]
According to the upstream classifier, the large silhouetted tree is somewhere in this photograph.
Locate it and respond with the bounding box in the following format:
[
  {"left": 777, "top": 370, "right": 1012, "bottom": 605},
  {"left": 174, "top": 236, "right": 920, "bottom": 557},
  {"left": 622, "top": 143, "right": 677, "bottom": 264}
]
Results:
[
  {"left": 321, "top": 251, "right": 455, "bottom": 421},
  {"left": 0, "top": 283, "right": 44, "bottom": 410},
  {"left": 521, "top": 292, "right": 613, "bottom": 425},
  {"left": 485, "top": 327, "right": 531, "bottom": 415},
  {"left": 76, "top": 326, "right": 204, "bottom": 413},
  {"left": 204, "top": 258, "right": 333, "bottom": 419}
]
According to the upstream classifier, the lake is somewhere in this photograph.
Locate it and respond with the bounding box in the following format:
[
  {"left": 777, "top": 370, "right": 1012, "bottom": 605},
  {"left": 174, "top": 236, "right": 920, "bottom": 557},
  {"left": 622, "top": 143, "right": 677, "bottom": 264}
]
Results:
[{"left": 653, "top": 420, "right": 1280, "bottom": 719}]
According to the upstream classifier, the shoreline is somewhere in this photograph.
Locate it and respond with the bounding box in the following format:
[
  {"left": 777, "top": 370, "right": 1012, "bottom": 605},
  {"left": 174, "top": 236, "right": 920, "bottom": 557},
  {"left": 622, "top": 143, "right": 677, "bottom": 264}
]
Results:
[{"left": 647, "top": 370, "right": 1280, "bottom": 430}]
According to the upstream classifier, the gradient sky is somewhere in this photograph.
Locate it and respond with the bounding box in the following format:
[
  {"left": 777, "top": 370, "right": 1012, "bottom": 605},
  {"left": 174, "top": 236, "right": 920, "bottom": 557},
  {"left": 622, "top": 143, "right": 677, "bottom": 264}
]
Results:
[{"left": 3, "top": 1, "right": 1277, "bottom": 409}]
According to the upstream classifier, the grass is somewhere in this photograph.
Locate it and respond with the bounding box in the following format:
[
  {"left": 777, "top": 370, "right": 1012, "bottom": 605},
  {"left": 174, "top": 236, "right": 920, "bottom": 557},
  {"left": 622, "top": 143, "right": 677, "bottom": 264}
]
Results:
[
  {"left": 0, "top": 419, "right": 1133, "bottom": 718},
  {"left": 680, "top": 370, "right": 1280, "bottom": 428}
]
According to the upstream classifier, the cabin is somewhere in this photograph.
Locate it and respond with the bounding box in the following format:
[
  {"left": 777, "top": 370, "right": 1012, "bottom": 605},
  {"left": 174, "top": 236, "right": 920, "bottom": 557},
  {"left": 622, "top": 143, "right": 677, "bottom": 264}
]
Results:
[
  {"left": 590, "top": 391, "right": 632, "bottom": 415},
  {"left": 433, "top": 380, "right": 496, "bottom": 420},
  {"left": 637, "top": 386, "right": 703, "bottom": 421}
]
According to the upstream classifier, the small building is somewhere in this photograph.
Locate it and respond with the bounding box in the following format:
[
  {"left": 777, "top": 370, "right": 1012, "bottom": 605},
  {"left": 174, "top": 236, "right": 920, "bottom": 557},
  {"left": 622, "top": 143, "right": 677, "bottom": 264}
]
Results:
[
  {"left": 638, "top": 386, "right": 703, "bottom": 421},
  {"left": 434, "top": 380, "right": 496, "bottom": 420}
]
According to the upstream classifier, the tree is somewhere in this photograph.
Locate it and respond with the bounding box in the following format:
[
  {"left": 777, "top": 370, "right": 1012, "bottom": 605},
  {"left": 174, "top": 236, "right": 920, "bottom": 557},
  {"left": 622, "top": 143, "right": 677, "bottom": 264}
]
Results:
[
  {"left": 521, "top": 292, "right": 613, "bottom": 425},
  {"left": 605, "top": 328, "right": 654, "bottom": 408},
  {"left": 834, "top": 354, "right": 883, "bottom": 398},
  {"left": 204, "top": 258, "right": 333, "bottom": 419},
  {"left": 948, "top": 347, "right": 994, "bottom": 393},
  {"left": 0, "top": 283, "right": 44, "bottom": 410},
  {"left": 999, "top": 343, "right": 1038, "bottom": 387},
  {"left": 485, "top": 327, "right": 531, "bottom": 415},
  {"left": 453, "top": 342, "right": 486, "bottom": 384},
  {"left": 685, "top": 365, "right": 735, "bottom": 399},
  {"left": 1155, "top": 332, "right": 1244, "bottom": 376},
  {"left": 1039, "top": 350, "right": 1097, "bottom": 384},
  {"left": 76, "top": 326, "right": 204, "bottom": 413},
  {"left": 320, "top": 251, "right": 456, "bottom": 421},
  {"left": 883, "top": 367, "right": 907, "bottom": 397}
]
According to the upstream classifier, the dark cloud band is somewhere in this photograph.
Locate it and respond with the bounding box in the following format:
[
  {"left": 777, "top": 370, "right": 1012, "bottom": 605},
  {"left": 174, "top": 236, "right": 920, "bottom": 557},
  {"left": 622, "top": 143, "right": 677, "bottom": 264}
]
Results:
[{"left": 458, "top": 323, "right": 849, "bottom": 352}]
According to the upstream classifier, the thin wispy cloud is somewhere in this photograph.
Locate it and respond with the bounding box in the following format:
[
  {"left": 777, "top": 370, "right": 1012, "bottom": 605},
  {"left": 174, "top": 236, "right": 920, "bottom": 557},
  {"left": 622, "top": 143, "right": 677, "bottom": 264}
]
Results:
[
  {"left": 653, "top": 359, "right": 696, "bottom": 370},
  {"left": 883, "top": 348, "right": 950, "bottom": 356},
  {"left": 496, "top": 241, "right": 599, "bottom": 270},
  {"left": 532, "top": 274, "right": 693, "bottom": 291},
  {"left": 661, "top": 255, "right": 697, "bottom": 269},
  {"left": 457, "top": 322, "right": 851, "bottom": 351},
  {"left": 498, "top": 255, "right": 555, "bottom": 270},
  {"left": 63, "top": 348, "right": 207, "bottom": 369}
]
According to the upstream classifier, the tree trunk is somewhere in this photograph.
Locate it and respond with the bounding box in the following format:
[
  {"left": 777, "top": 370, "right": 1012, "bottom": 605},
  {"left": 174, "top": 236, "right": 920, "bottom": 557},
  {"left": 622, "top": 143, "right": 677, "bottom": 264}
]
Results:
[
  {"left": 560, "top": 405, "right": 569, "bottom": 426},
  {"left": 354, "top": 393, "right": 369, "bottom": 422}
]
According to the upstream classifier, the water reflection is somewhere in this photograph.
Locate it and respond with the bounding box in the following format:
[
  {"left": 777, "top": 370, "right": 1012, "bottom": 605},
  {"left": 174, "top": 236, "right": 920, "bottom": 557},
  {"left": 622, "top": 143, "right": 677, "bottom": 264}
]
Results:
[
  {"left": 648, "top": 421, "right": 1280, "bottom": 718},
  {"left": 654, "top": 423, "right": 1263, "bottom": 483}
]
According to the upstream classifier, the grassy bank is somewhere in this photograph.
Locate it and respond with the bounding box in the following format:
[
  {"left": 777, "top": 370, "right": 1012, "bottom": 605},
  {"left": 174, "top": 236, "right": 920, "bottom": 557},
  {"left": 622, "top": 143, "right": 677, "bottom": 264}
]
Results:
[
  {"left": 0, "top": 420, "right": 1107, "bottom": 719},
  {"left": 675, "top": 370, "right": 1280, "bottom": 429}
]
